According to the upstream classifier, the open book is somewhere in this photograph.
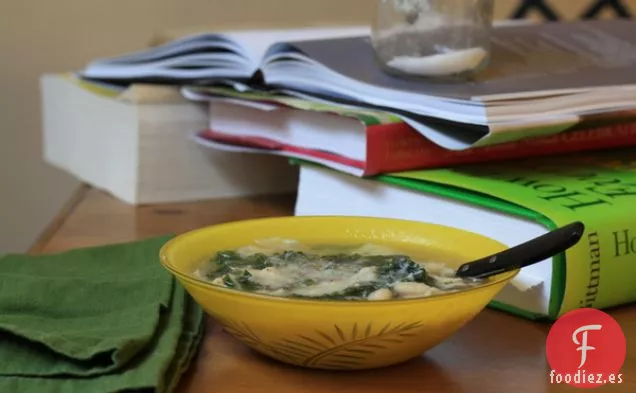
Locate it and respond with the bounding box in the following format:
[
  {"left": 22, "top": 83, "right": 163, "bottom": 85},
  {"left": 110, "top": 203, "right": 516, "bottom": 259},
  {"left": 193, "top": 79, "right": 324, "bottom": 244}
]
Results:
[
  {"left": 81, "top": 26, "right": 370, "bottom": 84},
  {"left": 81, "top": 20, "right": 636, "bottom": 150}
]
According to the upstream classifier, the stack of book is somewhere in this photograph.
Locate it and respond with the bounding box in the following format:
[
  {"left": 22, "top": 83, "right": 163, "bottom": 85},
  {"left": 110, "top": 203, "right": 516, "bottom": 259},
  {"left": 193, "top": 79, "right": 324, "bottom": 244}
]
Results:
[{"left": 74, "top": 19, "right": 636, "bottom": 320}]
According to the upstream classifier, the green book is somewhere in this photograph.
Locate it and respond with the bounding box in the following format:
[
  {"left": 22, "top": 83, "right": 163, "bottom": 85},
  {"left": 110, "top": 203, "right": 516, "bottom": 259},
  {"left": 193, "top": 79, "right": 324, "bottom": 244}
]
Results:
[{"left": 293, "top": 148, "right": 636, "bottom": 320}]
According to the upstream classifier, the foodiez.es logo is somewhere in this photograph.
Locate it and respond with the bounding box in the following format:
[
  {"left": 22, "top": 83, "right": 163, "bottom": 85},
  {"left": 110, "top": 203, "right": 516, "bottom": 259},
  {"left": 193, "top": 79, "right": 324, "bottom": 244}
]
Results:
[{"left": 546, "top": 309, "right": 627, "bottom": 388}]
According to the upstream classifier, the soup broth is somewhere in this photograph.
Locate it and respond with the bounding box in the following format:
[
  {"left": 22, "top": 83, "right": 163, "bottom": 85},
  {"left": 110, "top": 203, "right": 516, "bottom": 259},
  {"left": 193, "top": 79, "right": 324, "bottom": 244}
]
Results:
[{"left": 192, "top": 238, "right": 486, "bottom": 301}]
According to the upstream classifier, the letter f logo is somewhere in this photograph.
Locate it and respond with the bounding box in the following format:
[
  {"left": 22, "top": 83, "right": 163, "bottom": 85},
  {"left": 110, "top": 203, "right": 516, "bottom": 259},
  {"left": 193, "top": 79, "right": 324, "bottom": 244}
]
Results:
[
  {"left": 573, "top": 324, "right": 603, "bottom": 368},
  {"left": 546, "top": 309, "right": 626, "bottom": 388}
]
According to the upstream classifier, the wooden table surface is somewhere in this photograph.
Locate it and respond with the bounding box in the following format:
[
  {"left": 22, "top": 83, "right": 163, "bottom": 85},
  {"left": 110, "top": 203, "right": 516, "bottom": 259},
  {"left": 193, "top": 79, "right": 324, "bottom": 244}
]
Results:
[{"left": 32, "top": 187, "right": 636, "bottom": 393}]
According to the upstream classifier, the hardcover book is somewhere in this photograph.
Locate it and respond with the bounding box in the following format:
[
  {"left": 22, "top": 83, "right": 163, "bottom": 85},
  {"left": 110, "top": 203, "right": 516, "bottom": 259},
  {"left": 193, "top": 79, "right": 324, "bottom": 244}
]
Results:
[
  {"left": 294, "top": 148, "right": 636, "bottom": 320},
  {"left": 187, "top": 86, "right": 636, "bottom": 176}
]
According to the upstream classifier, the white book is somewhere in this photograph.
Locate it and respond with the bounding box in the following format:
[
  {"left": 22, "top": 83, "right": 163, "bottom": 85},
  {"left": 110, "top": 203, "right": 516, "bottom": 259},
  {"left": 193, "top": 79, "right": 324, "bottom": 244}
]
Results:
[{"left": 40, "top": 74, "right": 298, "bottom": 205}]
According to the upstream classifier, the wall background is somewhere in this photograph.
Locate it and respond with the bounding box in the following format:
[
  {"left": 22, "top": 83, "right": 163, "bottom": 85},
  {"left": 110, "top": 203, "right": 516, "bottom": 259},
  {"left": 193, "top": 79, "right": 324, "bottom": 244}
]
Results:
[{"left": 0, "top": 0, "right": 633, "bottom": 253}]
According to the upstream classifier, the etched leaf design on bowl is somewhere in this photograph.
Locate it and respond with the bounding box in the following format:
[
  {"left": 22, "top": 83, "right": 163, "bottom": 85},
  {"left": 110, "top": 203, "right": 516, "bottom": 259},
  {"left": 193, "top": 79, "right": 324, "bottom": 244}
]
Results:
[
  {"left": 215, "top": 316, "right": 425, "bottom": 369},
  {"left": 217, "top": 317, "right": 261, "bottom": 347},
  {"left": 215, "top": 316, "right": 300, "bottom": 364},
  {"left": 271, "top": 321, "right": 424, "bottom": 369}
]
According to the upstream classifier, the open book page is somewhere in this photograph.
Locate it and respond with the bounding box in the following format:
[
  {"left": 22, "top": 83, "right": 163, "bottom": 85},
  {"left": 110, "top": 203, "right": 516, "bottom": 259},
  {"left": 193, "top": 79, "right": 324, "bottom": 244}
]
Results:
[
  {"left": 84, "top": 34, "right": 239, "bottom": 65},
  {"left": 226, "top": 26, "right": 369, "bottom": 68},
  {"left": 81, "top": 33, "right": 253, "bottom": 82},
  {"left": 264, "top": 20, "right": 636, "bottom": 102},
  {"left": 80, "top": 25, "right": 368, "bottom": 83}
]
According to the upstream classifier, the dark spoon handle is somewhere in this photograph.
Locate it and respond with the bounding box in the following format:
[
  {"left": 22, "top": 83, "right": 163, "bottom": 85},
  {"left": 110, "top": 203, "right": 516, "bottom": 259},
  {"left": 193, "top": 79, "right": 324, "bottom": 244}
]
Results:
[{"left": 455, "top": 221, "right": 585, "bottom": 279}]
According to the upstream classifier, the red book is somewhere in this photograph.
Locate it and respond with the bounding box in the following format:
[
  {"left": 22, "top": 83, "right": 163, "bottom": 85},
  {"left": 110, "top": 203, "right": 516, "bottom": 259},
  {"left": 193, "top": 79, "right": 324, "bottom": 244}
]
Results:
[
  {"left": 195, "top": 100, "right": 636, "bottom": 176},
  {"left": 365, "top": 121, "right": 636, "bottom": 174}
]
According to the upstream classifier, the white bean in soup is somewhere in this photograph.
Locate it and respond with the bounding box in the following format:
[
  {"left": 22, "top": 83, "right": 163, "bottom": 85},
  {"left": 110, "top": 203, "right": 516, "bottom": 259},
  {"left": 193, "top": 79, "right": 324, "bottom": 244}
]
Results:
[{"left": 191, "top": 238, "right": 486, "bottom": 301}]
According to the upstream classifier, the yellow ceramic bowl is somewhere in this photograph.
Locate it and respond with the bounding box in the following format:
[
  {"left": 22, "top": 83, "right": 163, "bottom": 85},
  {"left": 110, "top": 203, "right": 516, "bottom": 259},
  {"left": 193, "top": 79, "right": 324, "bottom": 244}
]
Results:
[{"left": 160, "top": 216, "right": 518, "bottom": 370}]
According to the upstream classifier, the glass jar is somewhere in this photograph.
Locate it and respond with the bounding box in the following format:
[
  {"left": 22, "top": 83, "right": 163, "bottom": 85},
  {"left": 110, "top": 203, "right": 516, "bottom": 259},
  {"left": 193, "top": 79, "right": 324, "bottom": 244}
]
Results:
[{"left": 371, "top": 0, "right": 495, "bottom": 79}]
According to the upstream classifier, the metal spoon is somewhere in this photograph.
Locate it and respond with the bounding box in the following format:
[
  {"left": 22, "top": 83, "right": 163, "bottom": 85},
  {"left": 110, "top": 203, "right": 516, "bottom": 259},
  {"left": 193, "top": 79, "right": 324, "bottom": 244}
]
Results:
[{"left": 455, "top": 221, "right": 585, "bottom": 279}]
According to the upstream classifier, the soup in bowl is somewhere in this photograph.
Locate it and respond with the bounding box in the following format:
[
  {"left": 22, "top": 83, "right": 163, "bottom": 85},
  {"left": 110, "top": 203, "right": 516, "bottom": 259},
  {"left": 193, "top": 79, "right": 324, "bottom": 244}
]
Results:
[{"left": 160, "top": 216, "right": 518, "bottom": 370}]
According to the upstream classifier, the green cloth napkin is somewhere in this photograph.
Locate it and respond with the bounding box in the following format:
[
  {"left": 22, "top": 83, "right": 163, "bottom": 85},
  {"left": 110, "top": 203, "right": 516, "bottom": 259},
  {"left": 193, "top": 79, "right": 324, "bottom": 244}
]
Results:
[{"left": 0, "top": 236, "right": 205, "bottom": 393}]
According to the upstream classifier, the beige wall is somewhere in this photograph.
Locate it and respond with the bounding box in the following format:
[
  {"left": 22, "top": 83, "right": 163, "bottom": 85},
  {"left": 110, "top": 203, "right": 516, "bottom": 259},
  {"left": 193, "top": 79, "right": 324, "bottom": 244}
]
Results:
[
  {"left": 0, "top": 0, "right": 373, "bottom": 253},
  {"left": 0, "top": 0, "right": 633, "bottom": 253}
]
